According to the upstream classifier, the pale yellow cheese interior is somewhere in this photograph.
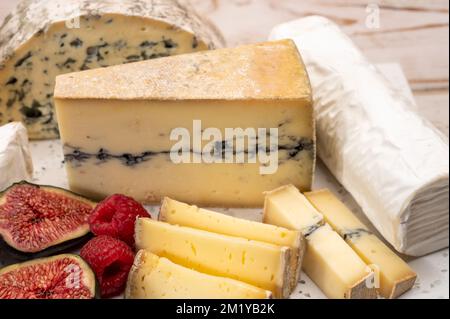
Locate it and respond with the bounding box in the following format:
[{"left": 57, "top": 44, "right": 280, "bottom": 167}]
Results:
[
  {"left": 263, "top": 185, "right": 376, "bottom": 299},
  {"left": 126, "top": 250, "right": 272, "bottom": 299},
  {"left": 305, "top": 189, "right": 417, "bottom": 298},
  {"left": 135, "top": 218, "right": 291, "bottom": 298},
  {"left": 159, "top": 197, "right": 304, "bottom": 290}
]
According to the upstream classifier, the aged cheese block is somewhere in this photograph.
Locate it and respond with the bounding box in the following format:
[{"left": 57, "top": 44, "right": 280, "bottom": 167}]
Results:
[
  {"left": 263, "top": 185, "right": 376, "bottom": 299},
  {"left": 0, "top": 0, "right": 224, "bottom": 139},
  {"left": 305, "top": 189, "right": 417, "bottom": 299},
  {"left": 269, "top": 16, "right": 449, "bottom": 256},
  {"left": 135, "top": 218, "right": 292, "bottom": 298},
  {"left": 54, "top": 40, "right": 315, "bottom": 207},
  {"left": 0, "top": 122, "right": 33, "bottom": 191},
  {"left": 159, "top": 197, "right": 305, "bottom": 291},
  {"left": 125, "top": 250, "right": 273, "bottom": 299}
]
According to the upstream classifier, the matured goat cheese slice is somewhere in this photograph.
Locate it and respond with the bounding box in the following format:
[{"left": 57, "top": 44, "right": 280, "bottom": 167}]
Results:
[
  {"left": 159, "top": 197, "right": 305, "bottom": 291},
  {"left": 135, "top": 218, "right": 292, "bottom": 299},
  {"left": 0, "top": 122, "right": 33, "bottom": 191},
  {"left": 125, "top": 250, "right": 273, "bottom": 299},
  {"left": 269, "top": 16, "right": 449, "bottom": 256},
  {"left": 0, "top": 0, "right": 224, "bottom": 139},
  {"left": 305, "top": 189, "right": 417, "bottom": 299},
  {"left": 54, "top": 40, "right": 315, "bottom": 207},
  {"left": 263, "top": 185, "right": 376, "bottom": 299}
]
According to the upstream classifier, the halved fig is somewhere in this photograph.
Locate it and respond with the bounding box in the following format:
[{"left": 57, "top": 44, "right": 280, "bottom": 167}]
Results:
[
  {"left": 0, "top": 182, "right": 96, "bottom": 259},
  {"left": 0, "top": 254, "right": 97, "bottom": 299}
]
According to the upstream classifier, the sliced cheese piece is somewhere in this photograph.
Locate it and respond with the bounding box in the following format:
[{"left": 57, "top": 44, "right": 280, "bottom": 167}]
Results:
[
  {"left": 263, "top": 185, "right": 376, "bottom": 299},
  {"left": 54, "top": 40, "right": 315, "bottom": 207},
  {"left": 159, "top": 197, "right": 305, "bottom": 291},
  {"left": 303, "top": 224, "right": 375, "bottom": 299},
  {"left": 263, "top": 185, "right": 324, "bottom": 234},
  {"left": 125, "top": 250, "right": 273, "bottom": 299},
  {"left": 305, "top": 189, "right": 417, "bottom": 299},
  {"left": 135, "top": 218, "right": 291, "bottom": 298},
  {"left": 0, "top": 122, "right": 33, "bottom": 191},
  {"left": 0, "top": 0, "right": 224, "bottom": 139}
]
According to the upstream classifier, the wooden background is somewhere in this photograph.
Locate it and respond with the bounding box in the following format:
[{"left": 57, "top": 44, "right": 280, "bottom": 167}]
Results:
[{"left": 1, "top": 0, "right": 448, "bottom": 136}]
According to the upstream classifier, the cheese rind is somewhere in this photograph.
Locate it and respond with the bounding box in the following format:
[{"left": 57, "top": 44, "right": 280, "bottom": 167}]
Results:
[
  {"left": 0, "top": 0, "right": 224, "bottom": 139},
  {"left": 263, "top": 185, "right": 376, "bottom": 299},
  {"left": 159, "top": 197, "right": 305, "bottom": 291},
  {"left": 305, "top": 189, "right": 417, "bottom": 299},
  {"left": 0, "top": 122, "right": 33, "bottom": 191},
  {"left": 125, "top": 250, "right": 273, "bottom": 299},
  {"left": 54, "top": 41, "right": 316, "bottom": 207},
  {"left": 135, "top": 218, "right": 292, "bottom": 298}
]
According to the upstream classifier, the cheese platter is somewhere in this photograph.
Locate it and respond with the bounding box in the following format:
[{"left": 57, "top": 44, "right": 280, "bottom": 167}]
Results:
[{"left": 0, "top": 0, "right": 448, "bottom": 300}]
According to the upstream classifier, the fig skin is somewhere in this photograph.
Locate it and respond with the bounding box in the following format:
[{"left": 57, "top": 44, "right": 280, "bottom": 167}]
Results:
[
  {"left": 0, "top": 254, "right": 97, "bottom": 299},
  {"left": 0, "top": 181, "right": 96, "bottom": 259}
]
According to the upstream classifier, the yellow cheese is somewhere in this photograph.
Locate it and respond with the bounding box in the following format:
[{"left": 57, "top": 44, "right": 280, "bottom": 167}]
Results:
[
  {"left": 305, "top": 189, "right": 417, "bottom": 298},
  {"left": 54, "top": 40, "right": 315, "bottom": 207},
  {"left": 263, "top": 185, "right": 324, "bottom": 234},
  {"left": 263, "top": 185, "right": 376, "bottom": 299},
  {"left": 159, "top": 197, "right": 305, "bottom": 291},
  {"left": 125, "top": 250, "right": 272, "bottom": 299},
  {"left": 303, "top": 224, "right": 375, "bottom": 299},
  {"left": 135, "top": 218, "right": 292, "bottom": 298}
]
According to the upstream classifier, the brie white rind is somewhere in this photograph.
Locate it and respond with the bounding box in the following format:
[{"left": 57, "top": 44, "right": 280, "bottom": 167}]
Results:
[
  {"left": 269, "top": 16, "right": 449, "bottom": 256},
  {"left": 0, "top": 122, "right": 33, "bottom": 191}
]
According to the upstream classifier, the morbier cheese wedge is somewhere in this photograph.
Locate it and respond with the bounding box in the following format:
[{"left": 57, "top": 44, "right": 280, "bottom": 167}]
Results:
[
  {"left": 54, "top": 40, "right": 315, "bottom": 207},
  {"left": 135, "top": 218, "right": 292, "bottom": 298},
  {"left": 305, "top": 189, "right": 417, "bottom": 299},
  {"left": 0, "top": 122, "right": 33, "bottom": 191},
  {"left": 125, "top": 250, "right": 273, "bottom": 299},
  {"left": 263, "top": 185, "right": 376, "bottom": 299},
  {"left": 159, "top": 197, "right": 305, "bottom": 291},
  {"left": 0, "top": 0, "right": 224, "bottom": 139}
]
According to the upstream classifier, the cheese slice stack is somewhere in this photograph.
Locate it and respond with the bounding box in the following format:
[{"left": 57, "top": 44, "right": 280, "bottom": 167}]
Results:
[
  {"left": 126, "top": 250, "right": 273, "bottom": 299},
  {"left": 135, "top": 218, "right": 292, "bottom": 298},
  {"left": 159, "top": 197, "right": 305, "bottom": 290},
  {"left": 305, "top": 189, "right": 417, "bottom": 299},
  {"left": 263, "top": 185, "right": 377, "bottom": 299},
  {"left": 0, "top": 0, "right": 224, "bottom": 139},
  {"left": 0, "top": 122, "right": 33, "bottom": 191},
  {"left": 54, "top": 40, "right": 315, "bottom": 207}
]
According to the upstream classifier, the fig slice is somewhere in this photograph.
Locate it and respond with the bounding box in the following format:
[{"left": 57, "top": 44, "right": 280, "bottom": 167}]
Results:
[
  {"left": 0, "top": 182, "right": 96, "bottom": 259},
  {"left": 0, "top": 254, "right": 97, "bottom": 299}
]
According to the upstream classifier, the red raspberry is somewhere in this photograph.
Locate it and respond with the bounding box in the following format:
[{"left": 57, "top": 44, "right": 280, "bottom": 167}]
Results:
[
  {"left": 80, "top": 236, "right": 135, "bottom": 298},
  {"left": 89, "top": 194, "right": 150, "bottom": 247}
]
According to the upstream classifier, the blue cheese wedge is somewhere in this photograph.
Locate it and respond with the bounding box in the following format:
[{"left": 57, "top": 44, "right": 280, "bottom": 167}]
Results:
[
  {"left": 263, "top": 185, "right": 377, "bottom": 299},
  {"left": 0, "top": 0, "right": 224, "bottom": 139},
  {"left": 305, "top": 189, "right": 417, "bottom": 299},
  {"left": 0, "top": 122, "right": 33, "bottom": 191},
  {"left": 54, "top": 40, "right": 315, "bottom": 207},
  {"left": 125, "top": 250, "right": 273, "bottom": 299}
]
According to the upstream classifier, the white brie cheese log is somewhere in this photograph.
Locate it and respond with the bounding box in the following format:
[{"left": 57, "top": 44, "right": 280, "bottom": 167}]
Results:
[
  {"left": 0, "top": 122, "right": 33, "bottom": 191},
  {"left": 269, "top": 16, "right": 449, "bottom": 256}
]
